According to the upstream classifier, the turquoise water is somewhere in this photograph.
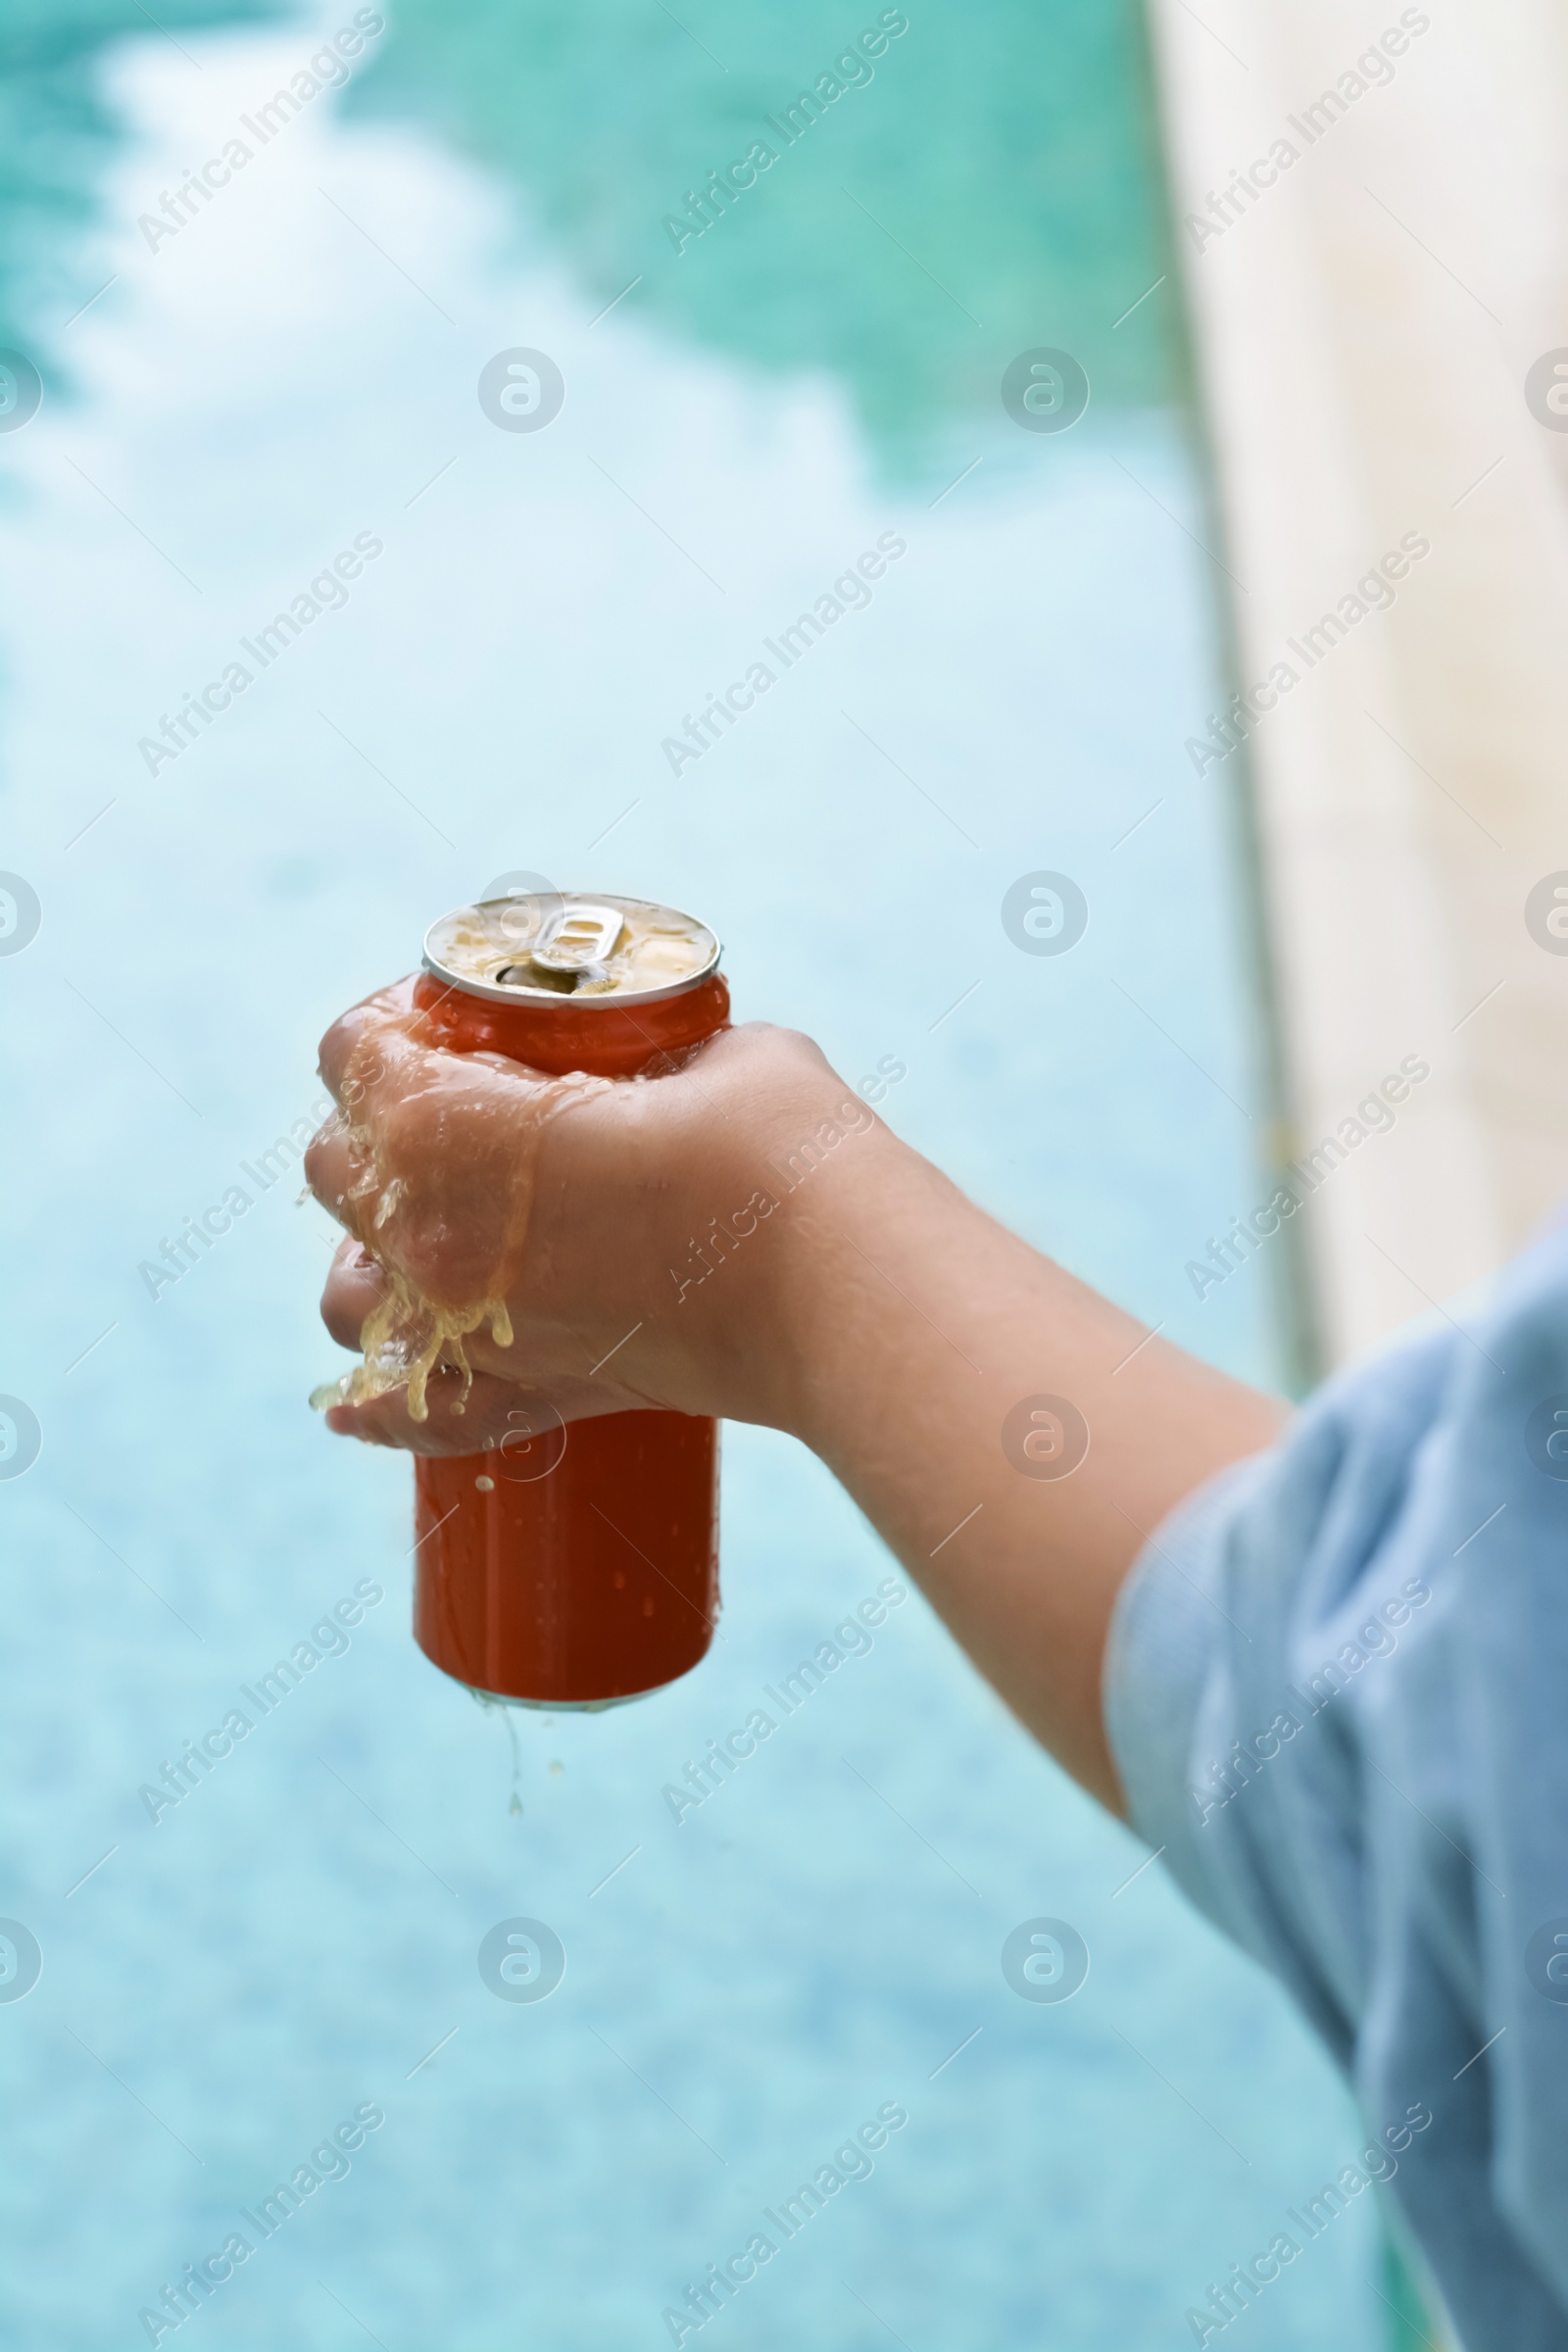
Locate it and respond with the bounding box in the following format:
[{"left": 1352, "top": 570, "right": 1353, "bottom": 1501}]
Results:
[{"left": 1, "top": 4, "right": 1387, "bottom": 2345}]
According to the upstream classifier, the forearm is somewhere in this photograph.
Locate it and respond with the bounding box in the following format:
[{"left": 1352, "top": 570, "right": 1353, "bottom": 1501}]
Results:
[{"left": 754, "top": 1127, "right": 1286, "bottom": 1811}]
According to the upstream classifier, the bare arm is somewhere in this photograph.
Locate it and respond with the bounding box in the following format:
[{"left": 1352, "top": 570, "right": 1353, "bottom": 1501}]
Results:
[
  {"left": 306, "top": 998, "right": 1285, "bottom": 1813},
  {"left": 754, "top": 1128, "right": 1283, "bottom": 1807}
]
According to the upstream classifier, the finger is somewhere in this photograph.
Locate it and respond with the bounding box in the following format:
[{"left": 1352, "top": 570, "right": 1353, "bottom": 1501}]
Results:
[
  {"left": 303, "top": 1121, "right": 392, "bottom": 1258},
  {"left": 322, "top": 1365, "right": 543, "bottom": 1455},
  {"left": 316, "top": 975, "right": 419, "bottom": 1109},
  {"left": 318, "top": 1237, "right": 523, "bottom": 1390},
  {"left": 319, "top": 1237, "right": 389, "bottom": 1349},
  {"left": 303, "top": 1122, "right": 366, "bottom": 1231}
]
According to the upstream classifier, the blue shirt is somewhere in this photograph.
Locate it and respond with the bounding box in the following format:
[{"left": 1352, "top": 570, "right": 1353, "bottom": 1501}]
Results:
[{"left": 1104, "top": 1224, "right": 1568, "bottom": 2348}]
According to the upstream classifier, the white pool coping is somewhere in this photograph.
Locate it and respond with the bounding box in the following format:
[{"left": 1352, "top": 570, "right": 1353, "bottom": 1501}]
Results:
[{"left": 1148, "top": 0, "right": 1568, "bottom": 1367}]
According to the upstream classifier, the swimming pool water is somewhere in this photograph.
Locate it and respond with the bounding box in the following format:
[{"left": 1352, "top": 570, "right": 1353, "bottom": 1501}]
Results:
[{"left": 0, "top": 4, "right": 1390, "bottom": 2344}]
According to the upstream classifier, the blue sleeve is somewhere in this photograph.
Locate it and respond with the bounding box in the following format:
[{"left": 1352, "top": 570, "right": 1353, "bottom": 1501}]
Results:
[{"left": 1103, "top": 1227, "right": 1568, "bottom": 2350}]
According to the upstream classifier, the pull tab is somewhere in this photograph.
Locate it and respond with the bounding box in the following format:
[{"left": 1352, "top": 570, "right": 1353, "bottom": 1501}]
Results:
[{"left": 529, "top": 900, "right": 625, "bottom": 973}]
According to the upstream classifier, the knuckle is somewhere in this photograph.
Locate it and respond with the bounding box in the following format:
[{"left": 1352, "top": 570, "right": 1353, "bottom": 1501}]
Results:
[
  {"left": 319, "top": 1290, "right": 365, "bottom": 1348},
  {"left": 317, "top": 1010, "right": 353, "bottom": 1073},
  {"left": 376, "top": 1094, "right": 431, "bottom": 1172}
]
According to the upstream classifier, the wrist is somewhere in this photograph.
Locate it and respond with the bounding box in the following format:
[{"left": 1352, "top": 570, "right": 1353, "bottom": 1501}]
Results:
[{"left": 722, "top": 1111, "right": 922, "bottom": 1442}]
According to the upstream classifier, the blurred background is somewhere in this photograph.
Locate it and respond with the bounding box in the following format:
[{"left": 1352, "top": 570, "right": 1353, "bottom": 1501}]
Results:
[{"left": 4, "top": 0, "right": 1564, "bottom": 2343}]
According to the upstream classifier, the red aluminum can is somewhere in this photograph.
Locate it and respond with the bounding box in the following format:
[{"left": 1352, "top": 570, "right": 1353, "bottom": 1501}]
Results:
[{"left": 408, "top": 890, "right": 727, "bottom": 1709}]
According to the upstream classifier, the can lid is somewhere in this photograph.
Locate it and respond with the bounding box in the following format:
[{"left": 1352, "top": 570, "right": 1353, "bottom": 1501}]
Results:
[{"left": 422, "top": 891, "right": 721, "bottom": 1006}]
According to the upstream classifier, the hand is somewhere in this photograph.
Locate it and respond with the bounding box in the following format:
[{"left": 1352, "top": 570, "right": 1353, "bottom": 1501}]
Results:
[{"left": 305, "top": 978, "right": 873, "bottom": 1451}]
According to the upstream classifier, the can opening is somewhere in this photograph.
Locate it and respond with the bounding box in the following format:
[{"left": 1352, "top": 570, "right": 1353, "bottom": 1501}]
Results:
[
  {"left": 422, "top": 891, "right": 720, "bottom": 1008},
  {"left": 493, "top": 960, "right": 578, "bottom": 993}
]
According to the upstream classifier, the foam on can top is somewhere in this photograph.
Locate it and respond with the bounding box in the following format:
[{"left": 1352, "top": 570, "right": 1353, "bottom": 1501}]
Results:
[{"left": 423, "top": 892, "right": 720, "bottom": 1005}]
